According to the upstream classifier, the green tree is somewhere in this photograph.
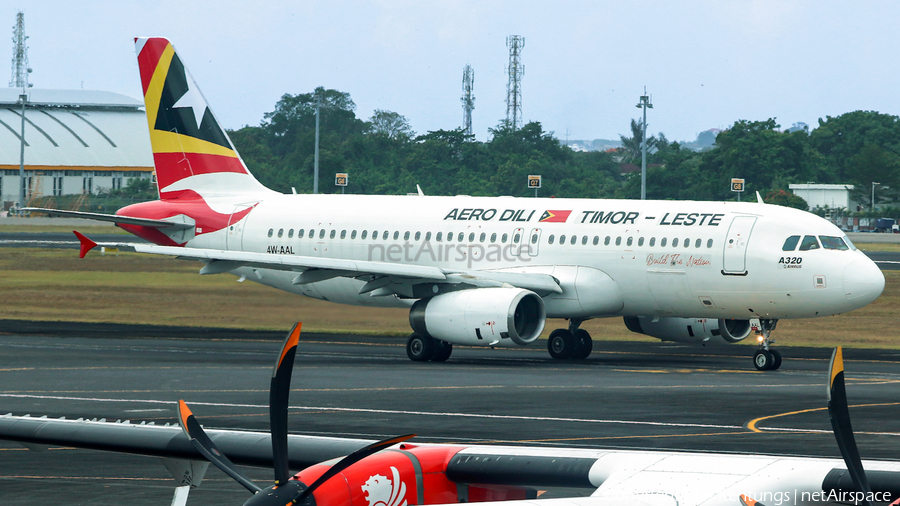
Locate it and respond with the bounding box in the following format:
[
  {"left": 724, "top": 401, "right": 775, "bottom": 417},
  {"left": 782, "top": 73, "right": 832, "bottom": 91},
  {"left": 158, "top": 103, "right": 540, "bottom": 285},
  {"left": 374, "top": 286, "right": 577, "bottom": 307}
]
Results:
[
  {"left": 764, "top": 189, "right": 808, "bottom": 210},
  {"left": 810, "top": 111, "right": 900, "bottom": 181}
]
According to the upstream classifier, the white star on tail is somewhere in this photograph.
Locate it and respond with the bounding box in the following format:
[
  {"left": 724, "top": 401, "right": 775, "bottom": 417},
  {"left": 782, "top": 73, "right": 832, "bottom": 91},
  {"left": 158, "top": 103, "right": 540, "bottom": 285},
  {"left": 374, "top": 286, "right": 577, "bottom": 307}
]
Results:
[{"left": 172, "top": 70, "right": 208, "bottom": 130}]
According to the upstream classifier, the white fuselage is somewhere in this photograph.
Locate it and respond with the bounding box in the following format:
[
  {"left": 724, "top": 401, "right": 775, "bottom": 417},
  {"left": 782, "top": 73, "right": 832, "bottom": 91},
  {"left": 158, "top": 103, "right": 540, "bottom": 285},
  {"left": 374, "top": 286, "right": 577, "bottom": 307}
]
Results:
[{"left": 184, "top": 193, "right": 884, "bottom": 322}]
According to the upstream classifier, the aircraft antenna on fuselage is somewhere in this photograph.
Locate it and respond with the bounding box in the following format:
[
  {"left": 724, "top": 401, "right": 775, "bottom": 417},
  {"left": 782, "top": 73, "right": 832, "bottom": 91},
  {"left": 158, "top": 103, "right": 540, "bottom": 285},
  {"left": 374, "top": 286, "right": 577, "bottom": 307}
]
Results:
[{"left": 756, "top": 191, "right": 764, "bottom": 204}]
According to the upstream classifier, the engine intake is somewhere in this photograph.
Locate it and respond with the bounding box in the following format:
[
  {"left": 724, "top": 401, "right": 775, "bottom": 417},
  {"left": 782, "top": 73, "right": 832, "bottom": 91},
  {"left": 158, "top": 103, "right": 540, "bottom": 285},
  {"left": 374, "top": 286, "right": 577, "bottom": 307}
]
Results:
[
  {"left": 410, "top": 288, "right": 546, "bottom": 347},
  {"left": 623, "top": 316, "right": 752, "bottom": 344}
]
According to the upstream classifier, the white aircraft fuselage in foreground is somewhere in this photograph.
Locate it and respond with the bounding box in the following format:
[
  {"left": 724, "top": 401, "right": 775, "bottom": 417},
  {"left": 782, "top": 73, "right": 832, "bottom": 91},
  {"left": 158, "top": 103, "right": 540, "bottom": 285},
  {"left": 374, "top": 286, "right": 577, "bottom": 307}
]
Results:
[{"left": 35, "top": 37, "right": 885, "bottom": 368}]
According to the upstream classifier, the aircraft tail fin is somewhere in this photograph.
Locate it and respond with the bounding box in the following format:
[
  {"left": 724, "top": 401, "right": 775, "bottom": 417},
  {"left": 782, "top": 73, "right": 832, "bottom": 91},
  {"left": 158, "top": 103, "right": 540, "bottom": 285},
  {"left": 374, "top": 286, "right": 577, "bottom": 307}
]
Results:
[{"left": 134, "top": 37, "right": 271, "bottom": 200}]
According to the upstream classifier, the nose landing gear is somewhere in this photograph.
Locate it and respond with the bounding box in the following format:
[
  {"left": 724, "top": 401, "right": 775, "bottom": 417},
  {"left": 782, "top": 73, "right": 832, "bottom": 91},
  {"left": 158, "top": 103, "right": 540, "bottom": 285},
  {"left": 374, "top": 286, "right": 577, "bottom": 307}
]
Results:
[{"left": 751, "top": 318, "right": 781, "bottom": 371}]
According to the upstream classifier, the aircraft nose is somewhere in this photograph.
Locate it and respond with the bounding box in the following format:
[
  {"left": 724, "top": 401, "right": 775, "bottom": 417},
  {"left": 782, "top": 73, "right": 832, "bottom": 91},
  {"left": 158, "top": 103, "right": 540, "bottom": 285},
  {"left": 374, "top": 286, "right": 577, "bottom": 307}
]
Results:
[{"left": 843, "top": 256, "right": 885, "bottom": 307}]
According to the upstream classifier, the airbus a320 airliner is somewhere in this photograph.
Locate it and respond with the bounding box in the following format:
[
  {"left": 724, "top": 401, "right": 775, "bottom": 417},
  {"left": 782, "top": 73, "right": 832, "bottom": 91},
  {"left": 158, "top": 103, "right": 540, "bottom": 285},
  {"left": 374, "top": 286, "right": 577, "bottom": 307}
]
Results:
[{"left": 28, "top": 37, "right": 885, "bottom": 369}]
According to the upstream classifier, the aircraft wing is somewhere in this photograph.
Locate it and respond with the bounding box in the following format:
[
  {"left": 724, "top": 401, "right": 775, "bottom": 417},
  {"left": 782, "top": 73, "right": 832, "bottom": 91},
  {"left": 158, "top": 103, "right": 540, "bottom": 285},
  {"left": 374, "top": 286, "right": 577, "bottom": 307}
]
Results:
[
  {"left": 4, "top": 413, "right": 900, "bottom": 505},
  {"left": 77, "top": 237, "right": 563, "bottom": 296}
]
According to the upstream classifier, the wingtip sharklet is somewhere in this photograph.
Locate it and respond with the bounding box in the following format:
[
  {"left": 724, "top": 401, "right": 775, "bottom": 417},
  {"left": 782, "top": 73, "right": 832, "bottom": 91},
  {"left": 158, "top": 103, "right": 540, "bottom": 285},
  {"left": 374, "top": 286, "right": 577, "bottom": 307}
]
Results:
[{"left": 73, "top": 231, "right": 97, "bottom": 258}]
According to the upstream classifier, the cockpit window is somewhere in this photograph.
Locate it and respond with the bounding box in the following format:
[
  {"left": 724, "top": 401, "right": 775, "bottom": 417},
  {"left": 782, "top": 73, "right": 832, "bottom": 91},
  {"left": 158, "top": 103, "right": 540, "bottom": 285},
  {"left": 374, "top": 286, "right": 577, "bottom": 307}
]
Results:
[
  {"left": 782, "top": 235, "right": 800, "bottom": 251},
  {"left": 842, "top": 235, "right": 858, "bottom": 251},
  {"left": 820, "top": 236, "right": 850, "bottom": 250},
  {"left": 798, "top": 235, "right": 820, "bottom": 251}
]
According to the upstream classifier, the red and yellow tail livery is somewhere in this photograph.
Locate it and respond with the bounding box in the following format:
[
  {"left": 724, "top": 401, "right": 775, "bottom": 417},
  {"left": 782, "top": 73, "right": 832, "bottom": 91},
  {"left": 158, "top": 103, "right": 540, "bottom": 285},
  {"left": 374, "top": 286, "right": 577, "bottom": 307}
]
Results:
[{"left": 134, "top": 37, "right": 268, "bottom": 199}]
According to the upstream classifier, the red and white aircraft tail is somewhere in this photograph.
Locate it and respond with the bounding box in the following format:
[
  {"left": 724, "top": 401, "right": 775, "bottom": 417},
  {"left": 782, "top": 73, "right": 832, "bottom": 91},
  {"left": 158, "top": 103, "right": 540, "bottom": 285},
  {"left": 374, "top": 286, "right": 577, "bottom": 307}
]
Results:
[{"left": 133, "top": 37, "right": 272, "bottom": 200}]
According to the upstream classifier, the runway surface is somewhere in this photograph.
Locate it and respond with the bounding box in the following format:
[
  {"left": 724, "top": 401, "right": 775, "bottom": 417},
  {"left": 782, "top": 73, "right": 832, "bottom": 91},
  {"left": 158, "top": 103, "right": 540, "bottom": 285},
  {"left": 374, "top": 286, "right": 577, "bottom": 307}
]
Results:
[{"left": 1, "top": 322, "right": 899, "bottom": 505}]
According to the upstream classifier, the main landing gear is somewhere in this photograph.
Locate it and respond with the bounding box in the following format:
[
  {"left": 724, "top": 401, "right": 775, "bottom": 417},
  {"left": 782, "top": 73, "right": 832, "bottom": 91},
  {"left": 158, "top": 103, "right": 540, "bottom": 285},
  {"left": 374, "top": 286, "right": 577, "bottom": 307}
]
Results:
[
  {"left": 547, "top": 319, "right": 593, "bottom": 360},
  {"left": 751, "top": 318, "right": 782, "bottom": 371},
  {"left": 406, "top": 333, "right": 452, "bottom": 362}
]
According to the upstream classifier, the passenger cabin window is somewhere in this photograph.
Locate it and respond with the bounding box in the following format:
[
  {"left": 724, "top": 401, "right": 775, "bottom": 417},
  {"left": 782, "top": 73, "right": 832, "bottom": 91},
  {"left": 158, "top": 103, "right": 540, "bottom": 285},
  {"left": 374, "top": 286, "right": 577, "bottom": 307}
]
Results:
[
  {"left": 288, "top": 229, "right": 294, "bottom": 238},
  {"left": 560, "top": 234, "right": 566, "bottom": 244},
  {"left": 707, "top": 239, "right": 713, "bottom": 248},
  {"left": 533, "top": 234, "right": 539, "bottom": 244},
  {"left": 458, "top": 232, "right": 465, "bottom": 242},
  {"left": 436, "top": 232, "right": 443, "bottom": 241},
  {"left": 490, "top": 233, "right": 497, "bottom": 243},
  {"left": 684, "top": 238, "right": 690, "bottom": 248},
  {"left": 446, "top": 232, "right": 453, "bottom": 242},
  {"left": 548, "top": 235, "right": 555, "bottom": 244},
  {"left": 469, "top": 233, "right": 475, "bottom": 242},
  {"left": 661, "top": 237, "right": 667, "bottom": 247},
  {"left": 501, "top": 233, "right": 508, "bottom": 243},
  {"left": 319, "top": 230, "right": 326, "bottom": 239},
  {"left": 268, "top": 228, "right": 274, "bottom": 238},
  {"left": 799, "top": 235, "right": 820, "bottom": 251},
  {"left": 581, "top": 235, "right": 587, "bottom": 245},
  {"left": 394, "top": 231, "right": 400, "bottom": 240},
  {"left": 425, "top": 232, "right": 431, "bottom": 241},
  {"left": 820, "top": 236, "right": 849, "bottom": 250},
  {"left": 593, "top": 236, "right": 599, "bottom": 246},
  {"left": 626, "top": 237, "right": 633, "bottom": 247},
  {"left": 351, "top": 230, "right": 357, "bottom": 239},
  {"left": 330, "top": 230, "right": 336, "bottom": 239},
  {"left": 277, "top": 228, "right": 284, "bottom": 238},
  {"left": 638, "top": 237, "right": 645, "bottom": 247},
  {"left": 361, "top": 230, "right": 367, "bottom": 239},
  {"left": 404, "top": 231, "right": 410, "bottom": 241},
  {"left": 340, "top": 230, "right": 346, "bottom": 239},
  {"left": 383, "top": 231, "right": 389, "bottom": 240},
  {"left": 695, "top": 239, "right": 701, "bottom": 248},
  {"left": 604, "top": 236, "right": 611, "bottom": 246},
  {"left": 298, "top": 229, "right": 305, "bottom": 239},
  {"left": 415, "top": 231, "right": 421, "bottom": 241},
  {"left": 570, "top": 235, "right": 576, "bottom": 245},
  {"left": 482, "top": 233, "right": 488, "bottom": 242},
  {"left": 672, "top": 238, "right": 679, "bottom": 247},
  {"left": 615, "top": 237, "right": 622, "bottom": 246},
  {"left": 782, "top": 235, "right": 800, "bottom": 251},
  {"left": 649, "top": 237, "right": 656, "bottom": 247},
  {"left": 309, "top": 229, "right": 315, "bottom": 238}
]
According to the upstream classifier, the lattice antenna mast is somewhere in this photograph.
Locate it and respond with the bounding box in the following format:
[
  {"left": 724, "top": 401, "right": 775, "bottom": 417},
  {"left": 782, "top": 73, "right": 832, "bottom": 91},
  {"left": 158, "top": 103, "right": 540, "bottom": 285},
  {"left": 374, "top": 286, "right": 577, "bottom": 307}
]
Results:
[
  {"left": 10, "top": 11, "right": 31, "bottom": 89},
  {"left": 461, "top": 64, "right": 475, "bottom": 136},
  {"left": 505, "top": 35, "right": 524, "bottom": 130}
]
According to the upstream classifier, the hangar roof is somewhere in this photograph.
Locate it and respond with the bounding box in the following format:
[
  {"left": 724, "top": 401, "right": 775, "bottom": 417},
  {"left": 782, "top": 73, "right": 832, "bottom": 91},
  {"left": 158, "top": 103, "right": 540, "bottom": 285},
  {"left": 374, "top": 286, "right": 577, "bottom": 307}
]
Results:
[{"left": 0, "top": 88, "right": 153, "bottom": 170}]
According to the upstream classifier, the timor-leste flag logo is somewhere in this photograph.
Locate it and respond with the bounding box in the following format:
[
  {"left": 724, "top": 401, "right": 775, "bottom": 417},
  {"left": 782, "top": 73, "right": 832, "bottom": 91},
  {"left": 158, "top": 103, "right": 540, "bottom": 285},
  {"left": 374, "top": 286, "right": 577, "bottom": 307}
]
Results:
[{"left": 539, "top": 210, "right": 571, "bottom": 223}]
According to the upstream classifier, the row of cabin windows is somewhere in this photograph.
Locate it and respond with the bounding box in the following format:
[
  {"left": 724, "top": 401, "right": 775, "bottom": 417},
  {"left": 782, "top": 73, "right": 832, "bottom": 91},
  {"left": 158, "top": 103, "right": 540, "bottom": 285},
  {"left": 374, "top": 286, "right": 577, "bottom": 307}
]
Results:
[
  {"left": 781, "top": 235, "right": 852, "bottom": 251},
  {"left": 268, "top": 227, "right": 520, "bottom": 243},
  {"left": 548, "top": 234, "right": 713, "bottom": 249},
  {"left": 266, "top": 227, "right": 714, "bottom": 249}
]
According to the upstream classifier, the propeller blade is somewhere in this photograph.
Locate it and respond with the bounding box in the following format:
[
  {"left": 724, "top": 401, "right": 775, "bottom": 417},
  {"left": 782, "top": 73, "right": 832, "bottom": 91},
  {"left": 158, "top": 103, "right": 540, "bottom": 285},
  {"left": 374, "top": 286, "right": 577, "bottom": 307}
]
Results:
[
  {"left": 289, "top": 433, "right": 416, "bottom": 505},
  {"left": 740, "top": 494, "right": 765, "bottom": 506},
  {"left": 827, "top": 347, "right": 872, "bottom": 506},
  {"left": 177, "top": 399, "right": 262, "bottom": 494},
  {"left": 271, "top": 323, "right": 302, "bottom": 486}
]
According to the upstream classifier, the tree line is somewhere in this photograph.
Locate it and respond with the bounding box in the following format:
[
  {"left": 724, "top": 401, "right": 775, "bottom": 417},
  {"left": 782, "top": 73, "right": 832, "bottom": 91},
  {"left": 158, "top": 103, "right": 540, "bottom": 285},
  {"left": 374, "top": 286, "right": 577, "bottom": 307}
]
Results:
[{"left": 212, "top": 87, "right": 900, "bottom": 213}]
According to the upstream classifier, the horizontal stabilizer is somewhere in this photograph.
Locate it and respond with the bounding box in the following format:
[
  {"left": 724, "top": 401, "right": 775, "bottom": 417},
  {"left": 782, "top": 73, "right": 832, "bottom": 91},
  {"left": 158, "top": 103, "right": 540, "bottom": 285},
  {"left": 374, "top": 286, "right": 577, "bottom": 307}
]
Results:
[{"left": 22, "top": 208, "right": 193, "bottom": 230}]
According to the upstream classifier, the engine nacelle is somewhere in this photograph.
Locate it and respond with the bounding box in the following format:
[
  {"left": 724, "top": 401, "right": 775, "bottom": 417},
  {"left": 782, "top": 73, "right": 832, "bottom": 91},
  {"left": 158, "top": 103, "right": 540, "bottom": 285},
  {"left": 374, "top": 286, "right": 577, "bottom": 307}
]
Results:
[
  {"left": 623, "top": 316, "right": 752, "bottom": 344},
  {"left": 410, "top": 288, "right": 546, "bottom": 347}
]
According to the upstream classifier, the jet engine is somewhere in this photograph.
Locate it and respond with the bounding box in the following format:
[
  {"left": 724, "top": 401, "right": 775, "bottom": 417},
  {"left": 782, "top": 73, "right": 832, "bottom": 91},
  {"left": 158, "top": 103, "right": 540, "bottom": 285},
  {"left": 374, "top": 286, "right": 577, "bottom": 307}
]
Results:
[
  {"left": 623, "top": 316, "right": 752, "bottom": 344},
  {"left": 409, "top": 288, "right": 546, "bottom": 347}
]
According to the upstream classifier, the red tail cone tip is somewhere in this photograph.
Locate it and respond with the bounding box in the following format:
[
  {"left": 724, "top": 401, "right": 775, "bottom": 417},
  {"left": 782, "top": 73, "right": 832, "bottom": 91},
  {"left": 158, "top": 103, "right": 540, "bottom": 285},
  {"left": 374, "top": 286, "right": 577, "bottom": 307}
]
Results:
[{"left": 73, "top": 231, "right": 97, "bottom": 258}]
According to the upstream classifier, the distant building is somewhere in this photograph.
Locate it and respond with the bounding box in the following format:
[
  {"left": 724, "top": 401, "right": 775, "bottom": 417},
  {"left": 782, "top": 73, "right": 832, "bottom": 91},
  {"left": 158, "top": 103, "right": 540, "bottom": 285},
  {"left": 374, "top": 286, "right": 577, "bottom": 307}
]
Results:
[
  {"left": 0, "top": 88, "right": 153, "bottom": 210},
  {"left": 789, "top": 184, "right": 857, "bottom": 211}
]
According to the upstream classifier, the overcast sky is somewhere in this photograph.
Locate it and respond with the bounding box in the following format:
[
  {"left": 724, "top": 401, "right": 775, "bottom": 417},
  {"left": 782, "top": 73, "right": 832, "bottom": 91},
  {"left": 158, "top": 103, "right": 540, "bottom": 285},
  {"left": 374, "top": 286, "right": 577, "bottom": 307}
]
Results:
[{"left": 11, "top": 1, "right": 900, "bottom": 143}]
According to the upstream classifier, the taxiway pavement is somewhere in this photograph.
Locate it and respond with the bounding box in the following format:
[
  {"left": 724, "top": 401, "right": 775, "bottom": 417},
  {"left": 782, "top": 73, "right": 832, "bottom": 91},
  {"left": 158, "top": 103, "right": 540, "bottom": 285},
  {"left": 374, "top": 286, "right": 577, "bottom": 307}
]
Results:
[{"left": 0, "top": 322, "right": 898, "bottom": 505}]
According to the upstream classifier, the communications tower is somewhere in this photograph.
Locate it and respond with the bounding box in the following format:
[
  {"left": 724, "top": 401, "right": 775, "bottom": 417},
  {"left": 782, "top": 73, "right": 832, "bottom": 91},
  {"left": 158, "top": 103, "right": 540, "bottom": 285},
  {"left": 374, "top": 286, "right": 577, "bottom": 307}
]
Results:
[
  {"left": 505, "top": 35, "right": 524, "bottom": 130},
  {"left": 10, "top": 11, "right": 31, "bottom": 88},
  {"left": 461, "top": 64, "right": 475, "bottom": 136}
]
